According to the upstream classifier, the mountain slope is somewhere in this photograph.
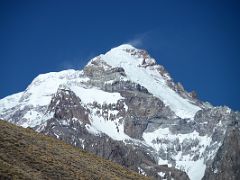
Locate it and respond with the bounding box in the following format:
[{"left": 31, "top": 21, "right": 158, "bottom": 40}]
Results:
[
  {"left": 0, "top": 120, "right": 149, "bottom": 180},
  {"left": 0, "top": 44, "right": 239, "bottom": 180},
  {"left": 100, "top": 44, "right": 201, "bottom": 119}
]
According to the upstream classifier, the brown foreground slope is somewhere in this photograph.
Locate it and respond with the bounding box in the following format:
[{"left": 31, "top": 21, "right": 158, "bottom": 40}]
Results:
[{"left": 0, "top": 120, "right": 149, "bottom": 180}]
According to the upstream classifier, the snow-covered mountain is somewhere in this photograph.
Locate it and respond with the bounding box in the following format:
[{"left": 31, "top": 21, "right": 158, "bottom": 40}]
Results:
[{"left": 1, "top": 44, "right": 239, "bottom": 180}]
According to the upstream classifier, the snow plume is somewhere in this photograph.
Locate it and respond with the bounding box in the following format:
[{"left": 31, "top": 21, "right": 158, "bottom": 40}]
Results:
[
  {"left": 127, "top": 37, "right": 143, "bottom": 47},
  {"left": 126, "top": 32, "right": 150, "bottom": 47}
]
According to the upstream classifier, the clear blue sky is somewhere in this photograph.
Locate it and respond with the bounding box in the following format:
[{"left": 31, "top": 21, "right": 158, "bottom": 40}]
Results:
[{"left": 0, "top": 0, "right": 239, "bottom": 110}]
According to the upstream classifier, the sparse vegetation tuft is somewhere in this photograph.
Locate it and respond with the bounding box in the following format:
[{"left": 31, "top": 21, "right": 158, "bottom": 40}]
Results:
[{"left": 0, "top": 120, "right": 150, "bottom": 180}]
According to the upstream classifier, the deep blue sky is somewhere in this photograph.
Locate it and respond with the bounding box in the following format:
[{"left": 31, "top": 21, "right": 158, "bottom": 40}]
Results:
[{"left": 0, "top": 0, "right": 239, "bottom": 110}]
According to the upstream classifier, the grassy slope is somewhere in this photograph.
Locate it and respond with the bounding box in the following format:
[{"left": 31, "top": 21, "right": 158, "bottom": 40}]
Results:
[{"left": 0, "top": 120, "right": 149, "bottom": 180}]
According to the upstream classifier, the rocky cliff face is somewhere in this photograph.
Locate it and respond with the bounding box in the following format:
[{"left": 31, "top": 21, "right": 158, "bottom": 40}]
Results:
[
  {"left": 0, "top": 44, "right": 239, "bottom": 180},
  {"left": 203, "top": 118, "right": 240, "bottom": 180}
]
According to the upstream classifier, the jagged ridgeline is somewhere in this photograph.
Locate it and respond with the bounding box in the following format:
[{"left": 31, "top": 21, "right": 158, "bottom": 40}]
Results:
[{"left": 0, "top": 44, "right": 240, "bottom": 180}]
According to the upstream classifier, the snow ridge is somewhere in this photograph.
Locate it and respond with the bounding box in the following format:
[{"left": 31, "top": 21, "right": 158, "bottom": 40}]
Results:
[{"left": 101, "top": 44, "right": 201, "bottom": 119}]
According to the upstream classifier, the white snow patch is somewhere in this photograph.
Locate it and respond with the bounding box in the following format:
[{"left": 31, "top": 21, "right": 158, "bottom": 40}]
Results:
[
  {"left": 72, "top": 117, "right": 82, "bottom": 125},
  {"left": 176, "top": 159, "right": 206, "bottom": 180},
  {"left": 158, "top": 157, "right": 169, "bottom": 166},
  {"left": 85, "top": 124, "right": 100, "bottom": 135},
  {"left": 32, "top": 112, "right": 54, "bottom": 129},
  {"left": 21, "top": 110, "right": 43, "bottom": 127},
  {"left": 61, "top": 120, "right": 69, "bottom": 126},
  {"left": 70, "top": 85, "right": 123, "bottom": 105},
  {"left": 21, "top": 122, "right": 30, "bottom": 128},
  {"left": 158, "top": 172, "right": 165, "bottom": 178},
  {"left": 104, "top": 80, "right": 115, "bottom": 84},
  {"left": 138, "top": 167, "right": 147, "bottom": 176},
  {"left": 0, "top": 92, "right": 23, "bottom": 111},
  {"left": 79, "top": 138, "right": 85, "bottom": 149},
  {"left": 143, "top": 127, "right": 211, "bottom": 180},
  {"left": 89, "top": 111, "right": 131, "bottom": 141},
  {"left": 54, "top": 132, "right": 59, "bottom": 138}
]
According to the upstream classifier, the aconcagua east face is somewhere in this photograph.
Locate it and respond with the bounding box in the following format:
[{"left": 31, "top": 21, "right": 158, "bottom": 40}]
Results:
[{"left": 0, "top": 44, "right": 239, "bottom": 180}]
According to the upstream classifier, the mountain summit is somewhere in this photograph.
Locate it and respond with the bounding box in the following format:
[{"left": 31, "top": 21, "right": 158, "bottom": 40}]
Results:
[
  {"left": 0, "top": 44, "right": 239, "bottom": 180},
  {"left": 0, "top": 44, "right": 202, "bottom": 126}
]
